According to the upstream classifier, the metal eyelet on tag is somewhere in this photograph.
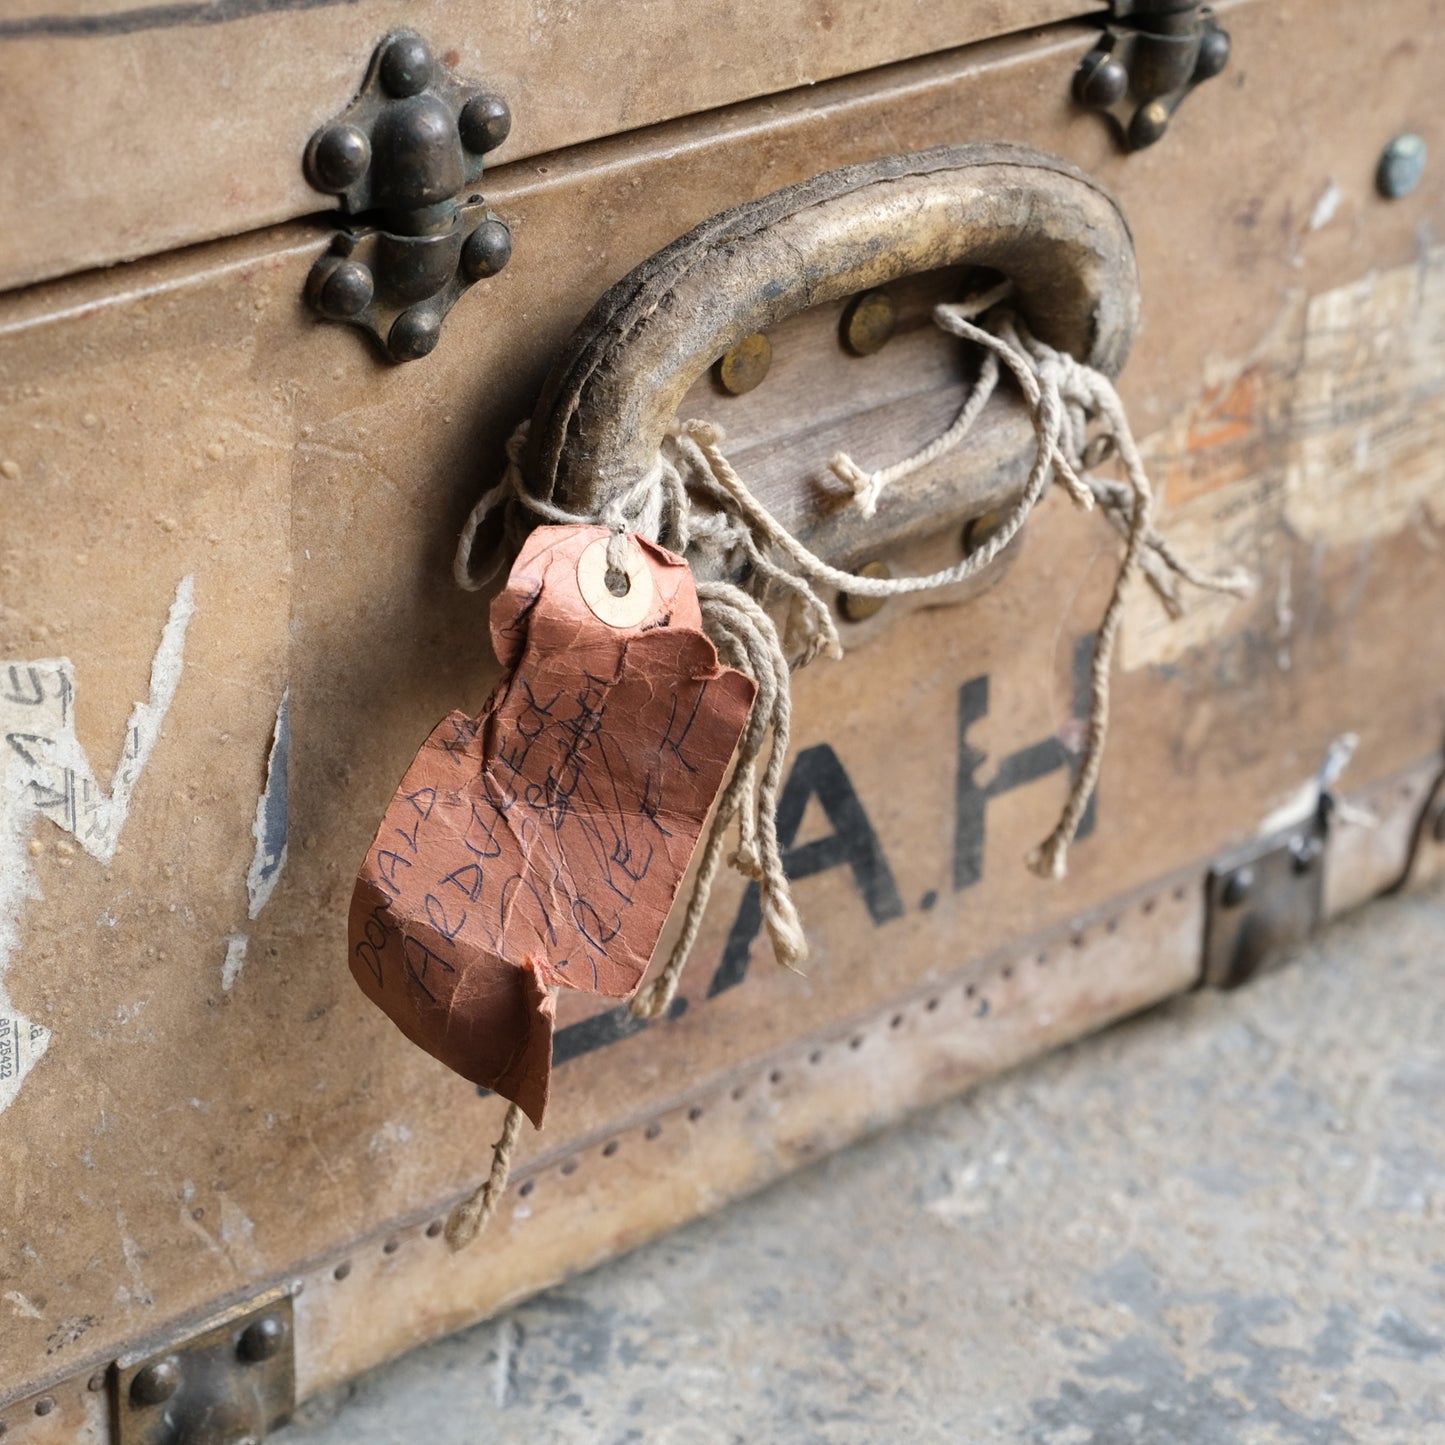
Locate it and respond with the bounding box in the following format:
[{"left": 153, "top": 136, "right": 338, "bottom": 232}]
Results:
[{"left": 576, "top": 535, "right": 655, "bottom": 628}]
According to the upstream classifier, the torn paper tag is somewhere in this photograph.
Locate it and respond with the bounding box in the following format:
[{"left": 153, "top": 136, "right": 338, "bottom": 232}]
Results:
[{"left": 349, "top": 525, "right": 756, "bottom": 1125}]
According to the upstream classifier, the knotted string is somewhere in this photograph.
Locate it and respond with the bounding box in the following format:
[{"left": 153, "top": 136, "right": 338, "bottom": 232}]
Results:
[
  {"left": 446, "top": 287, "right": 1252, "bottom": 1246},
  {"left": 827, "top": 282, "right": 1012, "bottom": 518}
]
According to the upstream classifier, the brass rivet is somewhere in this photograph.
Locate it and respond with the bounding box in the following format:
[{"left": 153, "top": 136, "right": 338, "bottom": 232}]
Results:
[
  {"left": 841, "top": 290, "right": 898, "bottom": 356},
  {"left": 459, "top": 93, "right": 513, "bottom": 156},
  {"left": 838, "top": 560, "right": 892, "bottom": 622},
  {"left": 1130, "top": 99, "right": 1171, "bottom": 149},
  {"left": 1077, "top": 52, "right": 1128, "bottom": 110},
  {"left": 130, "top": 1358, "right": 181, "bottom": 1407},
  {"left": 962, "top": 508, "right": 1011, "bottom": 557},
  {"left": 1221, "top": 867, "right": 1254, "bottom": 907},
  {"left": 1195, "top": 25, "right": 1230, "bottom": 80},
  {"left": 716, "top": 334, "right": 772, "bottom": 395},
  {"left": 461, "top": 218, "right": 512, "bottom": 280},
  {"left": 1378, "top": 134, "right": 1427, "bottom": 199},
  {"left": 309, "top": 124, "right": 370, "bottom": 191},
  {"left": 379, "top": 33, "right": 434, "bottom": 98},
  {"left": 388, "top": 306, "right": 443, "bottom": 362},
  {"left": 238, "top": 1315, "right": 288, "bottom": 1363},
  {"left": 316, "top": 259, "right": 374, "bottom": 320}
]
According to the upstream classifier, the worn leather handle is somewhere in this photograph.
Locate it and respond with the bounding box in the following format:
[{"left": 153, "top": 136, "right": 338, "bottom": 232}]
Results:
[{"left": 525, "top": 143, "right": 1139, "bottom": 533}]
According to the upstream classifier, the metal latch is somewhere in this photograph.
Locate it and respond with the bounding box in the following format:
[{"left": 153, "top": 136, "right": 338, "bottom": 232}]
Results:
[
  {"left": 304, "top": 31, "right": 513, "bottom": 362},
  {"left": 1074, "top": 0, "right": 1231, "bottom": 150},
  {"left": 1201, "top": 809, "right": 1327, "bottom": 990},
  {"left": 114, "top": 1288, "right": 295, "bottom": 1445}
]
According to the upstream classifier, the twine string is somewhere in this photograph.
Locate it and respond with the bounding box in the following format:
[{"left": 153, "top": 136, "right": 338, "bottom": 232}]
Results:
[{"left": 446, "top": 288, "right": 1253, "bottom": 1246}]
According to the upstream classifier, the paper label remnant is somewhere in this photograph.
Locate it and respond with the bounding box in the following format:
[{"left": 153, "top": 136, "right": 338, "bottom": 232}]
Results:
[
  {"left": 1286, "top": 245, "right": 1445, "bottom": 545},
  {"left": 1123, "top": 248, "right": 1445, "bottom": 669},
  {"left": 222, "top": 934, "right": 249, "bottom": 993},
  {"left": 0, "top": 1015, "right": 50, "bottom": 1116},
  {"left": 349, "top": 526, "right": 755, "bottom": 1125},
  {"left": 0, "top": 576, "right": 195, "bottom": 1114},
  {"left": 246, "top": 689, "right": 290, "bottom": 919},
  {"left": 1121, "top": 474, "right": 1277, "bottom": 672},
  {"left": 1, "top": 576, "right": 195, "bottom": 868}
]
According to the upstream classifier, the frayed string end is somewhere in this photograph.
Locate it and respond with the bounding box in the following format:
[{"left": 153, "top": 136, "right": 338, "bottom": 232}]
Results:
[{"left": 446, "top": 1100, "right": 525, "bottom": 1252}]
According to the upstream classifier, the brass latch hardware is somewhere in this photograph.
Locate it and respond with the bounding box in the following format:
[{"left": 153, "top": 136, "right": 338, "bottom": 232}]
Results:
[
  {"left": 114, "top": 1288, "right": 295, "bottom": 1445},
  {"left": 304, "top": 31, "right": 513, "bottom": 362},
  {"left": 1201, "top": 810, "right": 1327, "bottom": 990},
  {"left": 1074, "top": 0, "right": 1230, "bottom": 151}
]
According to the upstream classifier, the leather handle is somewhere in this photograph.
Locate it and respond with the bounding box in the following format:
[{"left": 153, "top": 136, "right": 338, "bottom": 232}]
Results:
[{"left": 521, "top": 143, "right": 1139, "bottom": 568}]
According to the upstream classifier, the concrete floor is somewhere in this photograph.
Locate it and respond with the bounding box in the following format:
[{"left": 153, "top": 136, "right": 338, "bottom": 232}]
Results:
[{"left": 286, "top": 884, "right": 1445, "bottom": 1444}]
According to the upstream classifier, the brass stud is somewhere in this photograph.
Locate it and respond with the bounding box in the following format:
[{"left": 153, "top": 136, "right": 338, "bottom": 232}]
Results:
[
  {"left": 716, "top": 334, "right": 772, "bottom": 395},
  {"left": 841, "top": 290, "right": 898, "bottom": 356},
  {"left": 309, "top": 124, "right": 371, "bottom": 191},
  {"left": 379, "top": 33, "right": 434, "bottom": 98},
  {"left": 1076, "top": 51, "right": 1128, "bottom": 110},
  {"left": 1378, "top": 134, "right": 1427, "bottom": 199},
  {"left": 130, "top": 1358, "right": 182, "bottom": 1407},
  {"left": 313, "top": 258, "right": 374, "bottom": 320},
  {"left": 1221, "top": 867, "right": 1254, "bottom": 908},
  {"left": 459, "top": 94, "right": 513, "bottom": 155},
  {"left": 461, "top": 218, "right": 513, "bottom": 280},
  {"left": 962, "top": 508, "right": 1011, "bottom": 558},
  {"left": 388, "top": 306, "right": 443, "bottom": 362},
  {"left": 1129, "top": 99, "right": 1171, "bottom": 149},
  {"left": 838, "top": 560, "right": 892, "bottom": 623},
  {"left": 1194, "top": 25, "right": 1231, "bottom": 81},
  {"left": 237, "top": 1315, "right": 288, "bottom": 1363}
]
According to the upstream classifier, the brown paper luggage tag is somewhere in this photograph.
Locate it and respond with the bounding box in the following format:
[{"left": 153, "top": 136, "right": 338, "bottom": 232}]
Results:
[{"left": 349, "top": 524, "right": 756, "bottom": 1126}]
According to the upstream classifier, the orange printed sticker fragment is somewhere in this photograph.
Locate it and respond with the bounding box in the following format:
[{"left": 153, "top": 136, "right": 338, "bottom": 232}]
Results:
[{"left": 348, "top": 526, "right": 755, "bottom": 1125}]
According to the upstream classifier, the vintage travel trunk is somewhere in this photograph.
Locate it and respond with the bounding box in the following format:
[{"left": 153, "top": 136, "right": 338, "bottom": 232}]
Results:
[{"left": 1, "top": 1, "right": 1442, "bottom": 1437}]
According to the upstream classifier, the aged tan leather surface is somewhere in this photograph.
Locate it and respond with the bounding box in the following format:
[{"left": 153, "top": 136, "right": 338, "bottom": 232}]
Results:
[
  {"left": 0, "top": 0, "right": 1442, "bottom": 1418},
  {"left": 0, "top": 0, "right": 1089, "bottom": 292}
]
